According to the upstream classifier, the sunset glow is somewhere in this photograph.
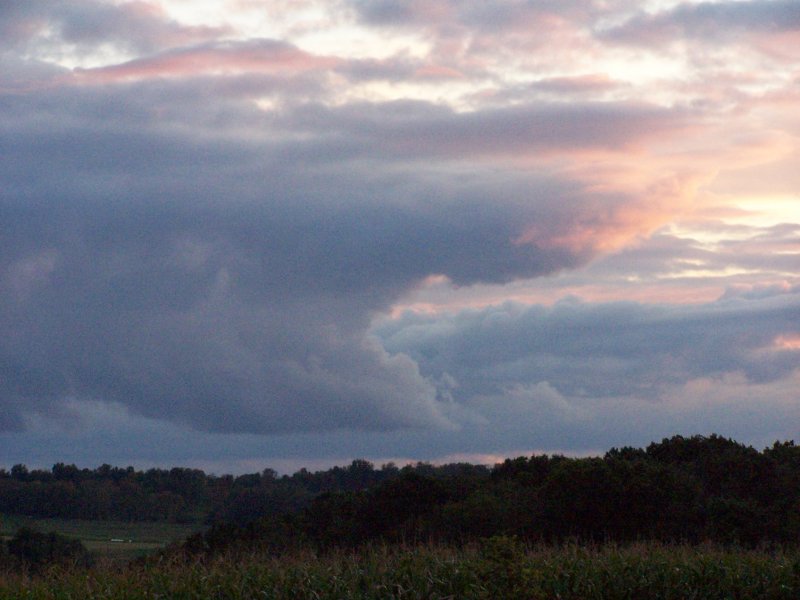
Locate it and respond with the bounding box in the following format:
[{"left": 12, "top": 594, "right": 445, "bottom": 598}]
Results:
[{"left": 776, "top": 334, "right": 800, "bottom": 350}]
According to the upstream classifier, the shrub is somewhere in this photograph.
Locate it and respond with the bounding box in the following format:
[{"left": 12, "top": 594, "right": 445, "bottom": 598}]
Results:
[{"left": 7, "top": 527, "right": 92, "bottom": 572}]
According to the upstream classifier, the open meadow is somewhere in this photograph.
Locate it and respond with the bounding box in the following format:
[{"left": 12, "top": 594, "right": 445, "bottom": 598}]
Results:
[
  {"left": 0, "top": 514, "right": 201, "bottom": 562},
  {"left": 2, "top": 540, "right": 800, "bottom": 599}
]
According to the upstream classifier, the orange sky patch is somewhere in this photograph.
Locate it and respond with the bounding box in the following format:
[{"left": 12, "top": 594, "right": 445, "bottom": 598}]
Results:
[{"left": 775, "top": 334, "right": 800, "bottom": 350}]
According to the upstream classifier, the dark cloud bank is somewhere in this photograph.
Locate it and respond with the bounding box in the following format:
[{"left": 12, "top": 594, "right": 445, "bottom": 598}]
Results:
[{"left": 1, "top": 75, "right": 607, "bottom": 435}]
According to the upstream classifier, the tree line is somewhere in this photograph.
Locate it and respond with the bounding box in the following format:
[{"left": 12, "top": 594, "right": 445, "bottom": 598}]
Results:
[
  {"left": 186, "top": 435, "right": 800, "bottom": 554},
  {"left": 0, "top": 458, "right": 445, "bottom": 523},
  {"left": 4, "top": 435, "right": 800, "bottom": 550}
]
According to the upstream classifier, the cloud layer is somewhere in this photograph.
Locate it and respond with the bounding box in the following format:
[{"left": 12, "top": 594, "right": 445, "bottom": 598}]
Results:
[
  {"left": 378, "top": 287, "right": 800, "bottom": 401},
  {"left": 1, "top": 0, "right": 798, "bottom": 467}
]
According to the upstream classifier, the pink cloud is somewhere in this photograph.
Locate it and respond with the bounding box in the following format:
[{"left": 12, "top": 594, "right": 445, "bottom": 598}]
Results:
[
  {"left": 755, "top": 30, "right": 800, "bottom": 60},
  {"left": 74, "top": 39, "right": 338, "bottom": 83}
]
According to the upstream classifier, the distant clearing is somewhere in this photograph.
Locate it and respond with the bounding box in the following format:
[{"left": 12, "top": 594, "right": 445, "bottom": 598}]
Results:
[{"left": 0, "top": 514, "right": 202, "bottom": 560}]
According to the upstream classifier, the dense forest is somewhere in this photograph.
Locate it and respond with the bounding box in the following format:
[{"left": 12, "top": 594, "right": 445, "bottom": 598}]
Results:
[{"left": 4, "top": 435, "right": 800, "bottom": 552}]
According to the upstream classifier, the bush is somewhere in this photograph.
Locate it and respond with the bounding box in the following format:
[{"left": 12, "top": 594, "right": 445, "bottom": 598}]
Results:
[{"left": 7, "top": 527, "right": 92, "bottom": 571}]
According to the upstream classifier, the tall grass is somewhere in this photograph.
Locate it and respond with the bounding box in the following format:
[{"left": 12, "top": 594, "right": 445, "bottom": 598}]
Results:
[{"left": 2, "top": 541, "right": 799, "bottom": 599}]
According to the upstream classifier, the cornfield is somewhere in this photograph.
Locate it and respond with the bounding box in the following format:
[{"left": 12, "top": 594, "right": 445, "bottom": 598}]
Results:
[{"left": 2, "top": 540, "right": 799, "bottom": 599}]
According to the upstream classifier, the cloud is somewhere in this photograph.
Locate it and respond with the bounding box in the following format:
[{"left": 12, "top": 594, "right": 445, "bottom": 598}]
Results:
[
  {"left": 528, "top": 74, "right": 626, "bottom": 96},
  {"left": 353, "top": 0, "right": 597, "bottom": 31},
  {"left": 281, "top": 100, "right": 697, "bottom": 159},
  {"left": 2, "top": 75, "right": 660, "bottom": 435},
  {"left": 0, "top": 197, "right": 455, "bottom": 433},
  {"left": 603, "top": 0, "right": 800, "bottom": 45},
  {"left": 604, "top": 222, "right": 800, "bottom": 284},
  {"left": 376, "top": 291, "right": 800, "bottom": 402},
  {"left": 0, "top": 0, "right": 753, "bottom": 441},
  {"left": 74, "top": 39, "right": 339, "bottom": 82},
  {"left": 0, "top": 59, "right": 710, "bottom": 437},
  {"left": 0, "top": 0, "right": 229, "bottom": 56},
  {"left": 5, "top": 368, "right": 799, "bottom": 473},
  {"left": 1, "top": 0, "right": 798, "bottom": 464}
]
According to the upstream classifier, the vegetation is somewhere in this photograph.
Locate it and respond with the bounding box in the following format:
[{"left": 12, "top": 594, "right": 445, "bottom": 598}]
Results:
[
  {"left": 2, "top": 527, "right": 92, "bottom": 573},
  {"left": 5, "top": 434, "right": 800, "bottom": 550},
  {"left": 3, "top": 433, "right": 800, "bottom": 596},
  {"left": 3, "top": 540, "right": 800, "bottom": 599},
  {"left": 0, "top": 458, "right": 413, "bottom": 524},
  {"left": 174, "top": 434, "right": 800, "bottom": 553}
]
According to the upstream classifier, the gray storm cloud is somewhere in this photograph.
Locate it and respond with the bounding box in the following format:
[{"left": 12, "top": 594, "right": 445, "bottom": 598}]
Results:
[
  {"left": 376, "top": 289, "right": 800, "bottom": 402},
  {"left": 1, "top": 69, "right": 638, "bottom": 434}
]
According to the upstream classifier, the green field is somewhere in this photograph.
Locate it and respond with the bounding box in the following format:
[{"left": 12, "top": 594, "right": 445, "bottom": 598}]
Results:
[{"left": 0, "top": 514, "right": 202, "bottom": 561}]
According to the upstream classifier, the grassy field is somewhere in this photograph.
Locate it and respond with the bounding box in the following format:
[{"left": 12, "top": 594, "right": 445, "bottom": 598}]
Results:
[
  {"left": 2, "top": 540, "right": 800, "bottom": 599},
  {"left": 0, "top": 514, "right": 202, "bottom": 561}
]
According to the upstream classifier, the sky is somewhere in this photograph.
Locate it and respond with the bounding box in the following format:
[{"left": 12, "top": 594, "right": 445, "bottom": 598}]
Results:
[{"left": 1, "top": 0, "right": 799, "bottom": 474}]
